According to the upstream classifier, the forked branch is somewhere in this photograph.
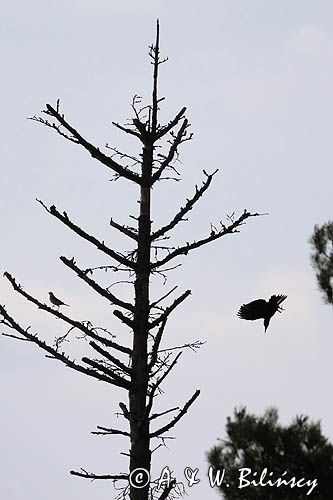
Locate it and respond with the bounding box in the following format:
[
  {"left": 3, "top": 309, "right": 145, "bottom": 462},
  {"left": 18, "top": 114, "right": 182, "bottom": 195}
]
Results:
[
  {"left": 149, "top": 319, "right": 167, "bottom": 370},
  {"left": 151, "top": 170, "right": 218, "bottom": 241},
  {"left": 0, "top": 305, "right": 126, "bottom": 388},
  {"left": 150, "top": 389, "right": 200, "bottom": 438},
  {"left": 33, "top": 103, "right": 141, "bottom": 184},
  {"left": 151, "top": 119, "right": 190, "bottom": 184},
  {"left": 149, "top": 290, "right": 191, "bottom": 329},
  {"left": 60, "top": 256, "right": 134, "bottom": 312},
  {"left": 37, "top": 200, "right": 136, "bottom": 270},
  {"left": 146, "top": 353, "right": 182, "bottom": 417},
  {"left": 156, "top": 107, "right": 187, "bottom": 140},
  {"left": 3, "top": 271, "right": 131, "bottom": 355},
  {"left": 152, "top": 210, "right": 263, "bottom": 269}
]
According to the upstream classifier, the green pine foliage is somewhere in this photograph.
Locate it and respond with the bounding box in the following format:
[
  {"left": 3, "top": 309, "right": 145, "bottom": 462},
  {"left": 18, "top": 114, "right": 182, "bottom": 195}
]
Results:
[
  {"left": 310, "top": 221, "right": 333, "bottom": 306},
  {"left": 207, "top": 407, "right": 333, "bottom": 499}
]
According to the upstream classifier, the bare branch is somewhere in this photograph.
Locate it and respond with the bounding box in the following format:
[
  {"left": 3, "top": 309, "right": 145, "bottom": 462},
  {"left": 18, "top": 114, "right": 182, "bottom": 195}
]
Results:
[
  {"left": 150, "top": 389, "right": 200, "bottom": 438},
  {"left": 60, "top": 256, "right": 134, "bottom": 312},
  {"left": 2, "top": 332, "right": 31, "bottom": 341},
  {"left": 82, "top": 357, "right": 132, "bottom": 390},
  {"left": 149, "top": 407, "right": 179, "bottom": 422},
  {"left": 149, "top": 319, "right": 167, "bottom": 370},
  {"left": 156, "top": 107, "right": 187, "bottom": 140},
  {"left": 158, "top": 340, "right": 206, "bottom": 354},
  {"left": 70, "top": 468, "right": 128, "bottom": 480},
  {"left": 152, "top": 210, "right": 264, "bottom": 269},
  {"left": 119, "top": 402, "right": 130, "bottom": 421},
  {"left": 39, "top": 103, "right": 141, "bottom": 184},
  {"left": 110, "top": 217, "right": 138, "bottom": 241},
  {"left": 152, "top": 170, "right": 218, "bottom": 241},
  {"left": 111, "top": 121, "right": 141, "bottom": 140},
  {"left": 146, "top": 353, "right": 182, "bottom": 418},
  {"left": 0, "top": 304, "right": 126, "bottom": 388},
  {"left": 89, "top": 341, "right": 132, "bottom": 376},
  {"left": 151, "top": 119, "right": 189, "bottom": 184},
  {"left": 149, "top": 290, "right": 191, "bottom": 330},
  {"left": 113, "top": 309, "right": 134, "bottom": 329},
  {"left": 3, "top": 271, "right": 131, "bottom": 355},
  {"left": 105, "top": 144, "right": 141, "bottom": 167},
  {"left": 151, "top": 352, "right": 182, "bottom": 392},
  {"left": 37, "top": 200, "right": 136, "bottom": 270},
  {"left": 150, "top": 286, "right": 178, "bottom": 310},
  {"left": 92, "top": 426, "right": 130, "bottom": 437}
]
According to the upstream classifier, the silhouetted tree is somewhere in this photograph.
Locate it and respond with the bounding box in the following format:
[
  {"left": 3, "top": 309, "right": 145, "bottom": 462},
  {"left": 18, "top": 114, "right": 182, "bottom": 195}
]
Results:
[
  {"left": 207, "top": 407, "right": 333, "bottom": 499},
  {"left": 0, "top": 23, "right": 260, "bottom": 500},
  {"left": 309, "top": 221, "right": 333, "bottom": 306}
]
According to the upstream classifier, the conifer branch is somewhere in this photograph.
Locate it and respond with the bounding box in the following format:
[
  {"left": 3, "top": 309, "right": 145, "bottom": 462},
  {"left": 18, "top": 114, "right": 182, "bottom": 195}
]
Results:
[
  {"left": 0, "top": 305, "right": 126, "bottom": 388},
  {"left": 111, "top": 121, "right": 142, "bottom": 140},
  {"left": 70, "top": 469, "right": 128, "bottom": 480},
  {"left": 37, "top": 200, "right": 136, "bottom": 270},
  {"left": 156, "top": 107, "right": 187, "bottom": 139},
  {"left": 149, "top": 319, "right": 167, "bottom": 370},
  {"left": 151, "top": 119, "right": 189, "bottom": 184},
  {"left": 3, "top": 271, "right": 131, "bottom": 355},
  {"left": 146, "top": 353, "right": 182, "bottom": 417},
  {"left": 150, "top": 286, "right": 178, "bottom": 310},
  {"left": 150, "top": 389, "right": 200, "bottom": 438},
  {"left": 149, "top": 407, "right": 179, "bottom": 422},
  {"left": 151, "top": 170, "right": 218, "bottom": 240},
  {"left": 152, "top": 210, "right": 263, "bottom": 269},
  {"left": 149, "top": 290, "right": 191, "bottom": 329},
  {"left": 110, "top": 218, "right": 138, "bottom": 241},
  {"left": 113, "top": 309, "right": 134, "bottom": 329},
  {"left": 92, "top": 426, "right": 130, "bottom": 437},
  {"left": 89, "top": 341, "right": 132, "bottom": 376},
  {"left": 82, "top": 357, "right": 132, "bottom": 389},
  {"left": 35, "top": 103, "right": 141, "bottom": 184},
  {"left": 60, "top": 256, "right": 134, "bottom": 312}
]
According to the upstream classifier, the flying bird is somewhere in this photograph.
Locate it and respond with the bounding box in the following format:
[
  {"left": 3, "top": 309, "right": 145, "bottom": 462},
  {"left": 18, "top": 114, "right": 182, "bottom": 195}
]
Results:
[
  {"left": 237, "top": 294, "right": 287, "bottom": 332},
  {"left": 49, "top": 292, "right": 69, "bottom": 309}
]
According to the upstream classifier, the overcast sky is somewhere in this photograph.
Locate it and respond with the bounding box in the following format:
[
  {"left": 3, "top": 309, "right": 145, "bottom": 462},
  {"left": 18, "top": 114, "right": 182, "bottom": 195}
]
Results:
[{"left": 1, "top": 1, "right": 333, "bottom": 499}]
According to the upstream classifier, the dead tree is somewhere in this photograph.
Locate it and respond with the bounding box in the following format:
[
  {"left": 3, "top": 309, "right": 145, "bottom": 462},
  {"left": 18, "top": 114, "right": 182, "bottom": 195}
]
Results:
[{"left": 0, "top": 22, "right": 261, "bottom": 500}]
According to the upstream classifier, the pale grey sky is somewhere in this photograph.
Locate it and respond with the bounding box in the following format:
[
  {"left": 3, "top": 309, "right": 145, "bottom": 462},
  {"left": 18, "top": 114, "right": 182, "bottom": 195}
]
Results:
[{"left": 1, "top": 1, "right": 333, "bottom": 499}]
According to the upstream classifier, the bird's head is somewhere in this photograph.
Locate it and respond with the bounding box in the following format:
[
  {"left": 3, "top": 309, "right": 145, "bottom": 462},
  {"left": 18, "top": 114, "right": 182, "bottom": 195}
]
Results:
[{"left": 268, "top": 294, "right": 287, "bottom": 314}]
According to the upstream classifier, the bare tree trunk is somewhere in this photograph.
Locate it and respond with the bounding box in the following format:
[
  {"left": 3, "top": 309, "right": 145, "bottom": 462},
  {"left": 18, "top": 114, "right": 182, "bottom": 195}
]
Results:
[{"left": 130, "top": 145, "right": 152, "bottom": 500}]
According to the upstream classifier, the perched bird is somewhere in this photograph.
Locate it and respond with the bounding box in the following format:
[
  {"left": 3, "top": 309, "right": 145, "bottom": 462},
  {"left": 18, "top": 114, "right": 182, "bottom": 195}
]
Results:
[
  {"left": 237, "top": 294, "right": 287, "bottom": 332},
  {"left": 49, "top": 291, "right": 69, "bottom": 309}
]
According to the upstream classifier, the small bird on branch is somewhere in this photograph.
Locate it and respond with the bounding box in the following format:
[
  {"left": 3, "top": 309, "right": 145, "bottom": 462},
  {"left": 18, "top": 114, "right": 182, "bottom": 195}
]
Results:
[
  {"left": 237, "top": 294, "right": 287, "bottom": 332},
  {"left": 49, "top": 292, "right": 69, "bottom": 309}
]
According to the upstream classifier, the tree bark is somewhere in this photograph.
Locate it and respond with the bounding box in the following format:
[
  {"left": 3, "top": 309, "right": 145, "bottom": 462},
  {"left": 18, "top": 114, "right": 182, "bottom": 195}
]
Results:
[{"left": 129, "top": 143, "right": 153, "bottom": 500}]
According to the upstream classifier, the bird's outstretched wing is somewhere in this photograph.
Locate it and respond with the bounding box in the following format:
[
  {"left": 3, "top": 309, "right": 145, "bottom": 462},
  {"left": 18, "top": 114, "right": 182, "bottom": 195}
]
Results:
[
  {"left": 270, "top": 294, "right": 287, "bottom": 309},
  {"left": 237, "top": 299, "right": 268, "bottom": 320}
]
